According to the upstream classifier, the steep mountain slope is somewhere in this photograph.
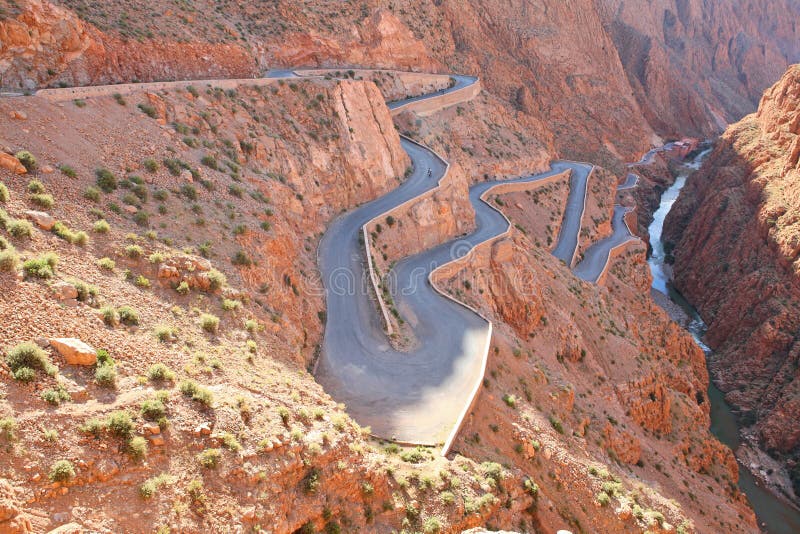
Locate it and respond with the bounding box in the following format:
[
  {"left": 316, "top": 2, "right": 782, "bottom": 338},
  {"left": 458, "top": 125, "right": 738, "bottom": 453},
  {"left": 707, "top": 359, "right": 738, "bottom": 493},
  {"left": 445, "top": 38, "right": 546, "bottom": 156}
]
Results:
[
  {"left": 665, "top": 65, "right": 800, "bottom": 502},
  {"left": 4, "top": 0, "right": 800, "bottom": 169}
]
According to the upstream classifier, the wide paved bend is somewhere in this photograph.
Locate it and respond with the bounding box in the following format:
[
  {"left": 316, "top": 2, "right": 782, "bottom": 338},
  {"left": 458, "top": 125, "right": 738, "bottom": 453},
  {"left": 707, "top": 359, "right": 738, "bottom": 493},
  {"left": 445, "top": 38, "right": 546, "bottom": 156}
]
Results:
[
  {"left": 572, "top": 206, "right": 636, "bottom": 282},
  {"left": 315, "top": 153, "right": 584, "bottom": 443}
]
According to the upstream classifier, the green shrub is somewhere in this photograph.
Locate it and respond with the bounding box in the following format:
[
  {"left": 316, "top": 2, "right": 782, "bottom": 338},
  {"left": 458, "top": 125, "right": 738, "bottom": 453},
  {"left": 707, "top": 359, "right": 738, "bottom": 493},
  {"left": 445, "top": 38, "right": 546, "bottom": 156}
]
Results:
[
  {"left": 12, "top": 367, "right": 35, "bottom": 382},
  {"left": 97, "top": 257, "right": 115, "bottom": 271},
  {"left": 8, "top": 219, "right": 33, "bottom": 239},
  {"left": 0, "top": 417, "right": 17, "bottom": 442},
  {"left": 128, "top": 436, "right": 148, "bottom": 460},
  {"left": 53, "top": 221, "right": 87, "bottom": 245},
  {"left": 162, "top": 158, "right": 188, "bottom": 176},
  {"left": 147, "top": 363, "right": 175, "bottom": 382},
  {"left": 49, "top": 460, "right": 75, "bottom": 482},
  {"left": 113, "top": 93, "right": 126, "bottom": 106},
  {"left": 135, "top": 275, "right": 151, "bottom": 288},
  {"left": 27, "top": 179, "right": 45, "bottom": 194},
  {"left": 502, "top": 394, "right": 517, "bottom": 408},
  {"left": 6, "top": 342, "right": 52, "bottom": 376},
  {"left": 422, "top": 517, "right": 442, "bottom": 534},
  {"left": 71, "top": 279, "right": 98, "bottom": 302},
  {"left": 132, "top": 211, "right": 148, "bottom": 227},
  {"left": 117, "top": 306, "right": 140, "bottom": 326},
  {"left": 93, "top": 219, "right": 110, "bottom": 233},
  {"left": 220, "top": 432, "right": 241, "bottom": 451},
  {"left": 100, "top": 306, "right": 119, "bottom": 326},
  {"left": 197, "top": 448, "right": 221, "bottom": 468},
  {"left": 138, "top": 103, "right": 157, "bottom": 118},
  {"left": 400, "top": 446, "right": 430, "bottom": 464},
  {"left": 0, "top": 183, "right": 8, "bottom": 202},
  {"left": 84, "top": 186, "right": 101, "bottom": 202},
  {"left": 15, "top": 151, "right": 37, "bottom": 172},
  {"left": 180, "top": 184, "right": 197, "bottom": 201},
  {"left": 231, "top": 250, "right": 252, "bottom": 266},
  {"left": 60, "top": 165, "right": 77, "bottom": 178},
  {"left": 153, "top": 189, "right": 168, "bottom": 201},
  {"left": 141, "top": 399, "right": 166, "bottom": 420},
  {"left": 125, "top": 244, "right": 143, "bottom": 258},
  {"left": 206, "top": 269, "right": 226, "bottom": 291},
  {"left": 29, "top": 193, "right": 53, "bottom": 209},
  {"left": 106, "top": 411, "right": 134, "bottom": 438},
  {"left": 79, "top": 417, "right": 106, "bottom": 437},
  {"left": 199, "top": 313, "right": 219, "bottom": 333},
  {"left": 302, "top": 468, "right": 321, "bottom": 494},
  {"left": 95, "top": 168, "right": 117, "bottom": 193},
  {"left": 41, "top": 386, "right": 70, "bottom": 405},
  {"left": 22, "top": 252, "right": 58, "bottom": 279},
  {"left": 201, "top": 155, "right": 218, "bottom": 170},
  {"left": 95, "top": 364, "right": 117, "bottom": 388},
  {"left": 175, "top": 281, "right": 190, "bottom": 295},
  {"left": 179, "top": 380, "right": 213, "bottom": 406},
  {"left": 0, "top": 248, "right": 20, "bottom": 272},
  {"left": 221, "top": 299, "right": 241, "bottom": 312},
  {"left": 143, "top": 159, "right": 158, "bottom": 173},
  {"left": 154, "top": 325, "right": 175, "bottom": 342},
  {"left": 139, "top": 473, "right": 174, "bottom": 499}
]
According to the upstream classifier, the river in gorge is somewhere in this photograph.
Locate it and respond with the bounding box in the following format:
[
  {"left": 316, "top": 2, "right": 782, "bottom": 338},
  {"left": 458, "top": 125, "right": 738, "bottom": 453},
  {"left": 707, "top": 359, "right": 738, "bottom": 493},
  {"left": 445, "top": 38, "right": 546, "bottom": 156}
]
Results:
[{"left": 647, "top": 149, "right": 800, "bottom": 533}]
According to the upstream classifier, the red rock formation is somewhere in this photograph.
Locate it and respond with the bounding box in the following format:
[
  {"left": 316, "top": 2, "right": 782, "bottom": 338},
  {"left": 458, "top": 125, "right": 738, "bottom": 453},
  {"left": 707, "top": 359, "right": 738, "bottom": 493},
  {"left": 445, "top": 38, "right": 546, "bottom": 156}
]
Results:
[{"left": 665, "top": 65, "right": 800, "bottom": 497}]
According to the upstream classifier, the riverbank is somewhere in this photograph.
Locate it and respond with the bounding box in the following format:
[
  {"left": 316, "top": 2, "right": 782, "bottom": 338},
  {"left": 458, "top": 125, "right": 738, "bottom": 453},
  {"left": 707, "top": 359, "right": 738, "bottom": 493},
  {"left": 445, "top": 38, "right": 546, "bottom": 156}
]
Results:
[{"left": 647, "top": 151, "right": 800, "bottom": 533}]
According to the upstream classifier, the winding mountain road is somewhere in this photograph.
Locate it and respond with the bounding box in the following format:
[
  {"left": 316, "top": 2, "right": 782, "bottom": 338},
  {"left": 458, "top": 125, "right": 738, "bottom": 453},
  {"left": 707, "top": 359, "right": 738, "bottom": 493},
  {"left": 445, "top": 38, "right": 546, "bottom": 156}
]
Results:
[
  {"left": 572, "top": 206, "right": 637, "bottom": 283},
  {"left": 313, "top": 75, "right": 598, "bottom": 447}
]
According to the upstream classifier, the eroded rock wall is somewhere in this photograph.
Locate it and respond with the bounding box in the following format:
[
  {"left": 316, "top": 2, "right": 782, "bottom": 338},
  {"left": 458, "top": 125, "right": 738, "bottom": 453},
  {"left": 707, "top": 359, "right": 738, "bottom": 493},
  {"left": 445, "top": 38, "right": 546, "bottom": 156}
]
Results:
[{"left": 665, "top": 65, "right": 800, "bottom": 498}]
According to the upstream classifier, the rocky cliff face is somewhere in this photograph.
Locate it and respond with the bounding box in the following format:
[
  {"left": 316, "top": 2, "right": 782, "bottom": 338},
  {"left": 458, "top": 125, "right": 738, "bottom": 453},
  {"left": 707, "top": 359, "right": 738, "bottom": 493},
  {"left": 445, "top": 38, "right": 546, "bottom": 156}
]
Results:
[
  {"left": 4, "top": 0, "right": 799, "bottom": 168},
  {"left": 597, "top": 0, "right": 800, "bottom": 138},
  {"left": 665, "top": 65, "right": 800, "bottom": 500}
]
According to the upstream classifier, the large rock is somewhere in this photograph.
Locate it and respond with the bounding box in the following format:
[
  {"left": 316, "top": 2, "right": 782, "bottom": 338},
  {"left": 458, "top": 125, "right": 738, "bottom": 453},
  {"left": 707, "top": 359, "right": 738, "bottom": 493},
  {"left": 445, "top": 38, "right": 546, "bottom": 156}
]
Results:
[
  {"left": 24, "top": 210, "right": 55, "bottom": 230},
  {"left": 0, "top": 153, "right": 26, "bottom": 174},
  {"left": 46, "top": 524, "right": 84, "bottom": 534},
  {"left": 48, "top": 338, "right": 97, "bottom": 365},
  {"left": 51, "top": 281, "right": 78, "bottom": 301}
]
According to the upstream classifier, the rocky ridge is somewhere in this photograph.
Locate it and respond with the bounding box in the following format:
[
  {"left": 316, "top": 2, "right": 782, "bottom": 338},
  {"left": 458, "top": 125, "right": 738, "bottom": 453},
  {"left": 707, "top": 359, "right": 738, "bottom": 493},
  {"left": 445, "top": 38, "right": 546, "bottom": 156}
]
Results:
[{"left": 665, "top": 64, "right": 800, "bottom": 502}]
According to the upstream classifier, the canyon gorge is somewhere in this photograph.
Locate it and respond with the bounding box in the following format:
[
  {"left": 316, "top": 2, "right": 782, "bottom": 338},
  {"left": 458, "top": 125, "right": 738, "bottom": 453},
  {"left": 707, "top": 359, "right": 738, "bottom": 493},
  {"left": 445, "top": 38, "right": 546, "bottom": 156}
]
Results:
[{"left": 1, "top": 1, "right": 799, "bottom": 533}]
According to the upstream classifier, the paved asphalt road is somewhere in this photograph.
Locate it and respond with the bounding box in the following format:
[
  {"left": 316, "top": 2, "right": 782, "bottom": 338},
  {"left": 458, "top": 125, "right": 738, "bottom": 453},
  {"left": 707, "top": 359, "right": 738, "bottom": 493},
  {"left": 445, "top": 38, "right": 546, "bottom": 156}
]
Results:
[
  {"left": 572, "top": 206, "right": 636, "bottom": 283},
  {"left": 306, "top": 71, "right": 617, "bottom": 443},
  {"left": 618, "top": 173, "right": 639, "bottom": 190},
  {"left": 551, "top": 162, "right": 592, "bottom": 265},
  {"left": 387, "top": 74, "right": 478, "bottom": 110},
  {"left": 314, "top": 86, "right": 588, "bottom": 442}
]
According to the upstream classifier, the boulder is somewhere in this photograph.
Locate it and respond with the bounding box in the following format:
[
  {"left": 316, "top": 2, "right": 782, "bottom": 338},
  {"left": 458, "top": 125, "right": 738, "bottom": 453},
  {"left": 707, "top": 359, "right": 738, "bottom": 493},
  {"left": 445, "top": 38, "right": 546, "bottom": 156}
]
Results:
[
  {"left": 24, "top": 210, "right": 56, "bottom": 230},
  {"left": 9, "top": 110, "right": 27, "bottom": 121},
  {"left": 51, "top": 281, "right": 78, "bottom": 301},
  {"left": 40, "top": 165, "right": 55, "bottom": 174},
  {"left": 180, "top": 169, "right": 193, "bottom": 182},
  {"left": 48, "top": 338, "right": 97, "bottom": 365},
  {"left": 0, "top": 153, "right": 26, "bottom": 174},
  {"left": 46, "top": 523, "right": 84, "bottom": 534},
  {"left": 123, "top": 205, "right": 138, "bottom": 215}
]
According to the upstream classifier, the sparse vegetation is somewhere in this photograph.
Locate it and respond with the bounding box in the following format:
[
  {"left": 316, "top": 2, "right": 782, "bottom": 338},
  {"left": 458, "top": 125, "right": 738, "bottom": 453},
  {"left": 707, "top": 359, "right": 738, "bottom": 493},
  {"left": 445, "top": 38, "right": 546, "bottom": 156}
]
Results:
[
  {"left": 200, "top": 313, "right": 219, "bottom": 333},
  {"left": 95, "top": 168, "right": 118, "bottom": 193},
  {"left": 117, "top": 305, "right": 140, "bottom": 326},
  {"left": 48, "top": 460, "right": 75, "bottom": 482},
  {"left": 197, "top": 448, "right": 222, "bottom": 468},
  {"left": 179, "top": 380, "right": 214, "bottom": 406},
  {"left": 15, "top": 150, "right": 37, "bottom": 172},
  {"left": 93, "top": 219, "right": 111, "bottom": 233},
  {"left": 22, "top": 252, "right": 58, "bottom": 278},
  {"left": 147, "top": 363, "right": 175, "bottom": 382}
]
